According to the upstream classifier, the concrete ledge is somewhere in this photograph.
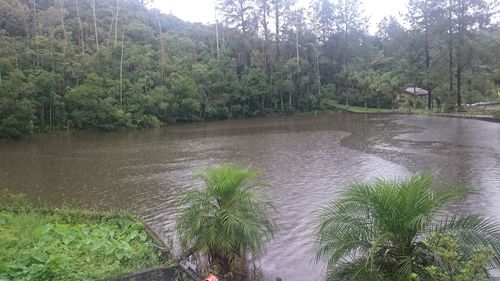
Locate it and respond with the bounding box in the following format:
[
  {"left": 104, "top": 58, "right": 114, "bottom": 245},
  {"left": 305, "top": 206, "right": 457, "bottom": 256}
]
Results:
[{"left": 111, "top": 265, "right": 183, "bottom": 281}]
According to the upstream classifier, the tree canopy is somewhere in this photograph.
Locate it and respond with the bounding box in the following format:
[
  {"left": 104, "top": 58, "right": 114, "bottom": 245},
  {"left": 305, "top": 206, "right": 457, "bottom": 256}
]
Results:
[{"left": 0, "top": 0, "right": 498, "bottom": 138}]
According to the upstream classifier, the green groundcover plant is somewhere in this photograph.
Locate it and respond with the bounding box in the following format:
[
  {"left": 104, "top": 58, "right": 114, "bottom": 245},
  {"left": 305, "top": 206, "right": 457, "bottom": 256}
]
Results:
[
  {"left": 416, "top": 232, "right": 494, "bottom": 281},
  {"left": 0, "top": 197, "right": 167, "bottom": 281}
]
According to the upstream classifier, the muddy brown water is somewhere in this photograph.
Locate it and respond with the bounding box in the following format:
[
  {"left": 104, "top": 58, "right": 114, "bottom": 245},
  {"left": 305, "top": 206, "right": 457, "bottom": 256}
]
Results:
[{"left": 1, "top": 113, "right": 500, "bottom": 281}]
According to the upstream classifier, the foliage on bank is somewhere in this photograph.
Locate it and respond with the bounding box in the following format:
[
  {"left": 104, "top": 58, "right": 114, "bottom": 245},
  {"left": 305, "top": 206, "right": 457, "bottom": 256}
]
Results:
[
  {"left": 1, "top": 0, "right": 499, "bottom": 139},
  {"left": 314, "top": 174, "right": 500, "bottom": 281},
  {"left": 0, "top": 195, "right": 168, "bottom": 281}
]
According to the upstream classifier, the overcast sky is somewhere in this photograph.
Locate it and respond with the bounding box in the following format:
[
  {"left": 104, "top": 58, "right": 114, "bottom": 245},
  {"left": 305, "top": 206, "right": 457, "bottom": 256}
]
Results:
[{"left": 151, "top": 0, "right": 408, "bottom": 34}]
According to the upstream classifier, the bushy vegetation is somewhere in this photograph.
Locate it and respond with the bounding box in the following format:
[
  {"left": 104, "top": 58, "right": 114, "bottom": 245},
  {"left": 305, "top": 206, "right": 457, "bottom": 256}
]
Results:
[
  {"left": 419, "top": 232, "right": 494, "bottom": 281},
  {"left": 0, "top": 0, "right": 499, "bottom": 138},
  {"left": 176, "top": 165, "right": 276, "bottom": 277},
  {"left": 0, "top": 197, "right": 167, "bottom": 281},
  {"left": 314, "top": 174, "right": 500, "bottom": 281}
]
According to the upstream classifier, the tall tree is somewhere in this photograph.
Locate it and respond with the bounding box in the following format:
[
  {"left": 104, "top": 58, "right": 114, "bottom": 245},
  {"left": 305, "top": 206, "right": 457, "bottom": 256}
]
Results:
[
  {"left": 334, "top": 0, "right": 366, "bottom": 103},
  {"left": 114, "top": 0, "right": 119, "bottom": 47},
  {"left": 407, "top": 0, "right": 441, "bottom": 109},
  {"left": 448, "top": 0, "right": 455, "bottom": 106},
  {"left": 90, "top": 0, "right": 99, "bottom": 51},
  {"left": 271, "top": 0, "right": 294, "bottom": 60},
  {"left": 31, "top": 0, "right": 39, "bottom": 66},
  {"left": 219, "top": 0, "right": 254, "bottom": 34},
  {"left": 454, "top": 0, "right": 491, "bottom": 109},
  {"left": 310, "top": 0, "right": 335, "bottom": 44},
  {"left": 155, "top": 10, "right": 165, "bottom": 86},
  {"left": 75, "top": 0, "right": 85, "bottom": 54}
]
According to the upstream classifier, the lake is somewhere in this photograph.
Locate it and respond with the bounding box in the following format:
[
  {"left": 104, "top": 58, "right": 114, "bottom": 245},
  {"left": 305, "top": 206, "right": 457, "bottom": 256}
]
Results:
[{"left": 1, "top": 113, "right": 500, "bottom": 281}]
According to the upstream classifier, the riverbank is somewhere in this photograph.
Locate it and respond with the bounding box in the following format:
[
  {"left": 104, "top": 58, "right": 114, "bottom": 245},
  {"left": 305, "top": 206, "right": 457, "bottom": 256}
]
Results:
[
  {"left": 4, "top": 102, "right": 499, "bottom": 142},
  {"left": 426, "top": 112, "right": 500, "bottom": 123},
  {"left": 331, "top": 103, "right": 500, "bottom": 123},
  {"left": 0, "top": 195, "right": 174, "bottom": 281},
  {"left": 330, "top": 102, "right": 395, "bottom": 113}
]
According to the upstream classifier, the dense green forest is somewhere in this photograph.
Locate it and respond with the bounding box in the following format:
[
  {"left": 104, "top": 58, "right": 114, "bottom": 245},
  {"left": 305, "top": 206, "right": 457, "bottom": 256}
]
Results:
[{"left": 0, "top": 0, "right": 499, "bottom": 138}]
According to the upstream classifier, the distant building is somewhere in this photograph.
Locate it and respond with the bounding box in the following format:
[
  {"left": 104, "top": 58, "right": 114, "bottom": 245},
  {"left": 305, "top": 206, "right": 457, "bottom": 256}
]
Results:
[{"left": 397, "top": 87, "right": 429, "bottom": 100}]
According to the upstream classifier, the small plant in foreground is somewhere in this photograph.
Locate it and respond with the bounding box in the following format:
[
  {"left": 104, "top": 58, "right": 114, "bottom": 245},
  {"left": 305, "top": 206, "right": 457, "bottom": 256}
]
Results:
[
  {"left": 314, "top": 174, "right": 500, "bottom": 281},
  {"left": 175, "top": 165, "right": 276, "bottom": 277}
]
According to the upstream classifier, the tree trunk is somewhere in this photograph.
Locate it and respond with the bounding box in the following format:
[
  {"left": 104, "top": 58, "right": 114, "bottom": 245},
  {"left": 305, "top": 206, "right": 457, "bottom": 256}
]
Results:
[
  {"left": 90, "top": 0, "right": 99, "bottom": 51},
  {"left": 76, "top": 0, "right": 85, "bottom": 54},
  {"left": 49, "top": 103, "right": 52, "bottom": 128},
  {"left": 114, "top": 0, "right": 119, "bottom": 47},
  {"left": 456, "top": 0, "right": 465, "bottom": 110},
  {"left": 262, "top": 0, "right": 269, "bottom": 112},
  {"left": 239, "top": 0, "right": 245, "bottom": 34},
  {"left": 274, "top": 0, "right": 280, "bottom": 60},
  {"left": 344, "top": 15, "right": 350, "bottom": 109},
  {"left": 50, "top": 33, "right": 56, "bottom": 71},
  {"left": 120, "top": 30, "right": 124, "bottom": 108},
  {"left": 60, "top": 0, "right": 67, "bottom": 47},
  {"left": 39, "top": 106, "right": 45, "bottom": 127},
  {"left": 448, "top": 0, "right": 454, "bottom": 106},
  {"left": 295, "top": 29, "right": 299, "bottom": 67},
  {"left": 156, "top": 10, "right": 164, "bottom": 86},
  {"left": 316, "top": 49, "right": 320, "bottom": 96},
  {"left": 107, "top": 16, "right": 115, "bottom": 48},
  {"left": 427, "top": 89, "right": 432, "bottom": 110},
  {"left": 280, "top": 90, "right": 283, "bottom": 112},
  {"left": 262, "top": 1, "right": 269, "bottom": 70},
  {"left": 288, "top": 90, "right": 292, "bottom": 110},
  {"left": 32, "top": 0, "right": 39, "bottom": 66},
  {"left": 424, "top": 0, "right": 432, "bottom": 110},
  {"left": 215, "top": 7, "right": 220, "bottom": 62},
  {"left": 294, "top": 28, "right": 299, "bottom": 112},
  {"left": 456, "top": 68, "right": 462, "bottom": 109}
]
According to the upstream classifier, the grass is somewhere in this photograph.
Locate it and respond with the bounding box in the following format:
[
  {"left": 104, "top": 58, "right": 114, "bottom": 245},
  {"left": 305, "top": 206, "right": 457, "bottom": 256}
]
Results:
[
  {"left": 0, "top": 195, "right": 168, "bottom": 281},
  {"left": 329, "top": 100, "right": 500, "bottom": 118},
  {"left": 329, "top": 100, "right": 394, "bottom": 113},
  {"left": 412, "top": 108, "right": 500, "bottom": 120}
]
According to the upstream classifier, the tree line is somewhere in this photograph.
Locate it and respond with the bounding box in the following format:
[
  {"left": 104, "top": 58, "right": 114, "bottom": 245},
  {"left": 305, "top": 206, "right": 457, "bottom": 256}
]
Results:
[{"left": 0, "top": 0, "right": 499, "bottom": 138}]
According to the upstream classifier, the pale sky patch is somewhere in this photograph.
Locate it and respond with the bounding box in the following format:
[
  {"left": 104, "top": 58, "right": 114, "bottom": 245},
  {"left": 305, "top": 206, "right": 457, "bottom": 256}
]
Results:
[{"left": 151, "top": 0, "right": 409, "bottom": 34}]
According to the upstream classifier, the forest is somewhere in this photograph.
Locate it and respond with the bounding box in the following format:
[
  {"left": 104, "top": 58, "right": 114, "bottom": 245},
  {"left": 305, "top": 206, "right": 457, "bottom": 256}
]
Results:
[{"left": 0, "top": 0, "right": 499, "bottom": 138}]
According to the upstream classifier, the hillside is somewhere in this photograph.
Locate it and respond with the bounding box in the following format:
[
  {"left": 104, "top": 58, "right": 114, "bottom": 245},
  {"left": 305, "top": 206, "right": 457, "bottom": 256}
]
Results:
[{"left": 0, "top": 0, "right": 498, "bottom": 138}]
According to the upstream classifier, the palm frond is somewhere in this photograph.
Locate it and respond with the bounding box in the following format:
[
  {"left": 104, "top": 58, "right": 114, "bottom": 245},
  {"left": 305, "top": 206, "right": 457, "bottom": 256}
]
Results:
[
  {"left": 175, "top": 164, "right": 276, "bottom": 273},
  {"left": 325, "top": 257, "right": 380, "bottom": 281},
  {"left": 314, "top": 174, "right": 498, "bottom": 281}
]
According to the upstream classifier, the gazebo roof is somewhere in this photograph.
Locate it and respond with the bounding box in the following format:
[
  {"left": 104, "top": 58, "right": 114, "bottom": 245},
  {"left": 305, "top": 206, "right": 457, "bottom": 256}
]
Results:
[{"left": 403, "top": 87, "right": 429, "bottom": 96}]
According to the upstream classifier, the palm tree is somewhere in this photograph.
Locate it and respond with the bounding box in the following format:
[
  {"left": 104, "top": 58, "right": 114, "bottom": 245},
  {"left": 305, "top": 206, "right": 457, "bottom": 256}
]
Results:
[
  {"left": 314, "top": 174, "right": 500, "bottom": 281},
  {"left": 176, "top": 165, "right": 276, "bottom": 276}
]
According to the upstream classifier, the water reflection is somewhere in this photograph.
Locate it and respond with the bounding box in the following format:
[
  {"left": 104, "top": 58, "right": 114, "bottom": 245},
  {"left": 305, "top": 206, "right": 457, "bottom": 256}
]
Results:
[{"left": 0, "top": 114, "right": 499, "bottom": 280}]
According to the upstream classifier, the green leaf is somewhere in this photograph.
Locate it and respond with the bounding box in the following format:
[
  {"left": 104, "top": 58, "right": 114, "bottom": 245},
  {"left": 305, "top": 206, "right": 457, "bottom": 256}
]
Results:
[
  {"left": 0, "top": 262, "right": 7, "bottom": 273},
  {"left": 90, "top": 238, "right": 107, "bottom": 251},
  {"left": 33, "top": 224, "right": 53, "bottom": 238},
  {"left": 31, "top": 252, "right": 48, "bottom": 263},
  {"left": 127, "top": 230, "right": 139, "bottom": 241},
  {"left": 139, "top": 232, "right": 147, "bottom": 242}
]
